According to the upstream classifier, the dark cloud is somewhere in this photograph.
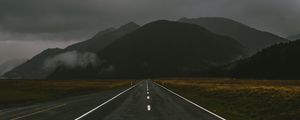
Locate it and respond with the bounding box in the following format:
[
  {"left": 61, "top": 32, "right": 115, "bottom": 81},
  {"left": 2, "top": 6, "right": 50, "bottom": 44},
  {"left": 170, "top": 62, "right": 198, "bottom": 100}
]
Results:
[
  {"left": 0, "top": 0, "right": 299, "bottom": 40},
  {"left": 0, "top": 0, "right": 300, "bottom": 38},
  {"left": 0, "top": 0, "right": 300, "bottom": 64}
]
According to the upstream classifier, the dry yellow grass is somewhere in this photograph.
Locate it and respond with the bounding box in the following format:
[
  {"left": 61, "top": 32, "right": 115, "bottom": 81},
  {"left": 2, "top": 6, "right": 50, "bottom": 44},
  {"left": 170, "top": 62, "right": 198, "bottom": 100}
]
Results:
[
  {"left": 0, "top": 80, "right": 134, "bottom": 108},
  {"left": 156, "top": 79, "right": 300, "bottom": 120},
  {"left": 161, "top": 79, "right": 300, "bottom": 99}
]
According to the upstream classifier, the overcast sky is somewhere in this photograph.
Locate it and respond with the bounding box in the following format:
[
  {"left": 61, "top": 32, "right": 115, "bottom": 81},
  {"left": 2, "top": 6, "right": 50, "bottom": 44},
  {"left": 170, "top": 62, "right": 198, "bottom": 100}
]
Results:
[{"left": 0, "top": 0, "right": 300, "bottom": 64}]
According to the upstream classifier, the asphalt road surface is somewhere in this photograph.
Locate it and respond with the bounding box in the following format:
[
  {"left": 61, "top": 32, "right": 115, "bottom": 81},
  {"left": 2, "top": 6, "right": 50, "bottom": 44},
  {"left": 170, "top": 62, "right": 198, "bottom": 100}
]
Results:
[{"left": 0, "top": 80, "right": 225, "bottom": 120}]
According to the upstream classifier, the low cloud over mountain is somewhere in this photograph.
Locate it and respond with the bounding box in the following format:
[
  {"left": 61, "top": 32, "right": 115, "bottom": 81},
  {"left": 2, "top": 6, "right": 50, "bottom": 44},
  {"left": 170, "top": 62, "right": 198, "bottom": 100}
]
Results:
[{"left": 44, "top": 51, "right": 99, "bottom": 72}]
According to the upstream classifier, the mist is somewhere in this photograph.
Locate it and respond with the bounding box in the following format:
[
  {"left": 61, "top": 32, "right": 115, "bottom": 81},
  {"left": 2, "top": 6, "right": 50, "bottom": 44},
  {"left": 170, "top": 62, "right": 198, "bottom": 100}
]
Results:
[
  {"left": 44, "top": 51, "right": 99, "bottom": 72},
  {"left": 0, "top": 40, "right": 77, "bottom": 64}
]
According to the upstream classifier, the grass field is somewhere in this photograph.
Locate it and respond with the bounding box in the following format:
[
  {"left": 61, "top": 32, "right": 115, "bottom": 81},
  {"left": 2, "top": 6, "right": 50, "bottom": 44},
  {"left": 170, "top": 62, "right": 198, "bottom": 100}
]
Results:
[
  {"left": 156, "top": 79, "right": 300, "bottom": 120},
  {"left": 0, "top": 80, "right": 134, "bottom": 108}
]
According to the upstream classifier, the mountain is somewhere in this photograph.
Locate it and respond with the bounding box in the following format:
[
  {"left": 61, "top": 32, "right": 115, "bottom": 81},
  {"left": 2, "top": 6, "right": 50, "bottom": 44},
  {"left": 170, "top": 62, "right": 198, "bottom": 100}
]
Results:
[
  {"left": 3, "top": 48, "right": 63, "bottom": 79},
  {"left": 2, "top": 22, "right": 140, "bottom": 79},
  {"left": 0, "top": 58, "right": 27, "bottom": 77},
  {"left": 209, "top": 39, "right": 300, "bottom": 80},
  {"left": 287, "top": 34, "right": 300, "bottom": 41},
  {"left": 178, "top": 17, "right": 288, "bottom": 54},
  {"left": 65, "top": 22, "right": 140, "bottom": 52},
  {"left": 49, "top": 20, "right": 247, "bottom": 79}
]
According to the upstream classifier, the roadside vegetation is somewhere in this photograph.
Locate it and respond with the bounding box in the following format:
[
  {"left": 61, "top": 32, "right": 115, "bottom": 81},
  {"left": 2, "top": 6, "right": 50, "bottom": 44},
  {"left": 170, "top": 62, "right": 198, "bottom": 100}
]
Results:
[
  {"left": 156, "top": 79, "right": 300, "bottom": 120},
  {"left": 0, "top": 80, "right": 133, "bottom": 108}
]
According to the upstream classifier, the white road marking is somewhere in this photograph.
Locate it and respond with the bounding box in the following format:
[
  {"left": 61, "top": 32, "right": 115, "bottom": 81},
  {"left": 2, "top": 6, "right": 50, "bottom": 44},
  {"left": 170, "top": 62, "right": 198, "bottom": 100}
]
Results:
[
  {"left": 154, "top": 82, "right": 226, "bottom": 120},
  {"left": 74, "top": 83, "right": 139, "bottom": 120},
  {"left": 147, "top": 96, "right": 150, "bottom": 100},
  {"left": 147, "top": 92, "right": 149, "bottom": 94},
  {"left": 147, "top": 105, "right": 151, "bottom": 111},
  {"left": 11, "top": 104, "right": 66, "bottom": 120},
  {"left": 146, "top": 80, "right": 149, "bottom": 91}
]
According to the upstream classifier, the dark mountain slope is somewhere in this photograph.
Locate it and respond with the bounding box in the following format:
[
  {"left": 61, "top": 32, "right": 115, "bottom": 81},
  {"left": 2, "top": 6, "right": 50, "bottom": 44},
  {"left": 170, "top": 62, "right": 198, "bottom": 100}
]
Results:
[
  {"left": 211, "top": 39, "right": 300, "bottom": 79},
  {"left": 3, "top": 22, "right": 140, "bottom": 79},
  {"left": 66, "top": 22, "right": 140, "bottom": 52},
  {"left": 0, "top": 58, "right": 27, "bottom": 77},
  {"left": 288, "top": 33, "right": 300, "bottom": 41},
  {"left": 49, "top": 20, "right": 247, "bottom": 79},
  {"left": 3, "top": 48, "right": 62, "bottom": 79},
  {"left": 179, "top": 17, "right": 288, "bottom": 53}
]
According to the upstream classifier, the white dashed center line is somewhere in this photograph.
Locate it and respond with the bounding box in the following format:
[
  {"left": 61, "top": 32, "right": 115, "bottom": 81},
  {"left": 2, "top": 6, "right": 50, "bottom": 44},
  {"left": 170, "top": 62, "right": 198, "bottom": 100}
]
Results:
[
  {"left": 146, "top": 80, "right": 152, "bottom": 112},
  {"left": 147, "top": 105, "right": 151, "bottom": 111},
  {"left": 146, "top": 80, "right": 149, "bottom": 91}
]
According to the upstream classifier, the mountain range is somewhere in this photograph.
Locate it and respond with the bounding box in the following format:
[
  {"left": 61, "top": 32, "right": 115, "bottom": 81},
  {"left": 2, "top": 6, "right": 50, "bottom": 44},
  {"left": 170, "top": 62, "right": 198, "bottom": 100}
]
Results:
[
  {"left": 49, "top": 20, "right": 247, "bottom": 79},
  {"left": 179, "top": 17, "right": 287, "bottom": 54},
  {"left": 2, "top": 17, "right": 290, "bottom": 79},
  {"left": 2, "top": 23, "right": 140, "bottom": 79},
  {"left": 207, "top": 39, "right": 300, "bottom": 79}
]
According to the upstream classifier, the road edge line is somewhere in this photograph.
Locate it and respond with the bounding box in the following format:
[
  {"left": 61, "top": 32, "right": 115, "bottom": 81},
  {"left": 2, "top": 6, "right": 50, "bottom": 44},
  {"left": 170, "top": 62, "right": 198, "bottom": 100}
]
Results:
[
  {"left": 11, "top": 103, "right": 66, "bottom": 120},
  {"left": 74, "top": 82, "right": 139, "bottom": 120},
  {"left": 154, "top": 82, "right": 226, "bottom": 120}
]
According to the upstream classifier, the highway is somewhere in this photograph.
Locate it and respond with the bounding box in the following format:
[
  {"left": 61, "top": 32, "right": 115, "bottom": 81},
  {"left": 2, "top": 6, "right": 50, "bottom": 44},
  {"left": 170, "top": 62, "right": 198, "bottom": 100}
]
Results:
[{"left": 0, "top": 80, "right": 225, "bottom": 120}]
